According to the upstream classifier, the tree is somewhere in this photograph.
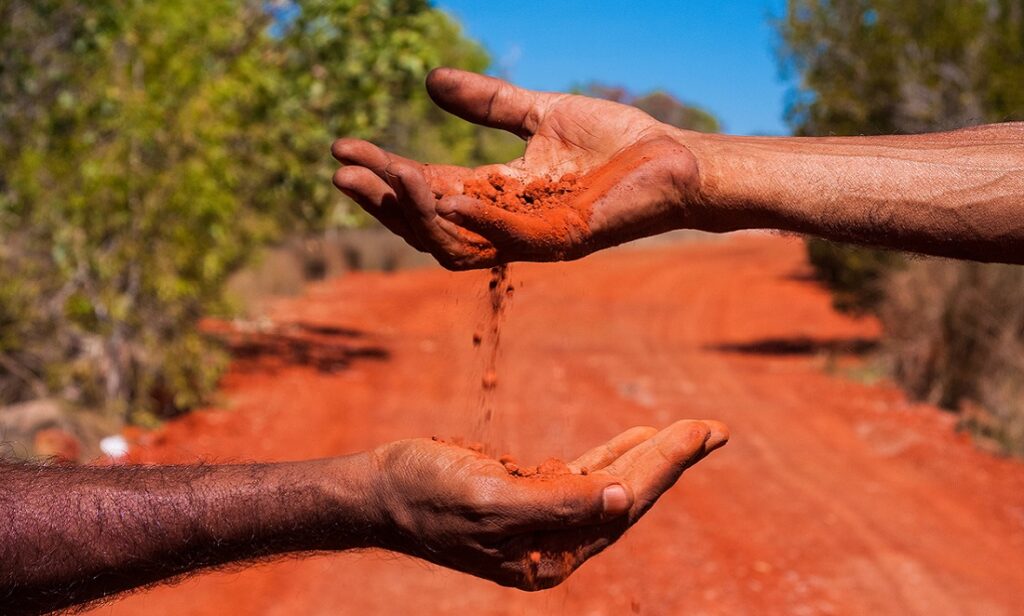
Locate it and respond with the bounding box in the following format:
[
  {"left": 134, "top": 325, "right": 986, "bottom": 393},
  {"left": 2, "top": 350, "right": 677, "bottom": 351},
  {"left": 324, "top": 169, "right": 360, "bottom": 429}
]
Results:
[
  {"left": 782, "top": 0, "right": 1024, "bottom": 136},
  {"left": 0, "top": 0, "right": 499, "bottom": 423}
]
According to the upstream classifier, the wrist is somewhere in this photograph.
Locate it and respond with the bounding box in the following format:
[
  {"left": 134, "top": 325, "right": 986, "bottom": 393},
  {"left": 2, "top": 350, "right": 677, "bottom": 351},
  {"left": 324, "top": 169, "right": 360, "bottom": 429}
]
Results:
[
  {"left": 670, "top": 129, "right": 777, "bottom": 233},
  {"left": 354, "top": 443, "right": 421, "bottom": 556},
  {"left": 305, "top": 452, "right": 389, "bottom": 550}
]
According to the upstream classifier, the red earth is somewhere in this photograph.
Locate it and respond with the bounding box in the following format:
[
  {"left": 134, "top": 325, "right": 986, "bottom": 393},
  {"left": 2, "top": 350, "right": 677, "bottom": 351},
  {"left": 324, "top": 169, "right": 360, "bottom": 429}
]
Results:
[{"left": 90, "top": 234, "right": 1024, "bottom": 616}]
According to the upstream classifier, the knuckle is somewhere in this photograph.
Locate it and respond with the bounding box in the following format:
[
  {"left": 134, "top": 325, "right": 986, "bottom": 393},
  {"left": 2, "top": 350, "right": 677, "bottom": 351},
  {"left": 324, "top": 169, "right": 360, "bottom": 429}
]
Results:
[
  {"left": 392, "top": 161, "right": 415, "bottom": 180},
  {"left": 682, "top": 421, "right": 711, "bottom": 446},
  {"left": 524, "top": 105, "right": 543, "bottom": 134},
  {"left": 485, "top": 85, "right": 508, "bottom": 123}
]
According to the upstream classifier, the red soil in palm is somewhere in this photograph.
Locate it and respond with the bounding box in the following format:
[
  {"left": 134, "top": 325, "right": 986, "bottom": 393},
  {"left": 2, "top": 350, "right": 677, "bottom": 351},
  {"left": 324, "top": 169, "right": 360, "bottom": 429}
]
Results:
[
  {"left": 462, "top": 173, "right": 580, "bottom": 214},
  {"left": 91, "top": 235, "right": 1024, "bottom": 616}
]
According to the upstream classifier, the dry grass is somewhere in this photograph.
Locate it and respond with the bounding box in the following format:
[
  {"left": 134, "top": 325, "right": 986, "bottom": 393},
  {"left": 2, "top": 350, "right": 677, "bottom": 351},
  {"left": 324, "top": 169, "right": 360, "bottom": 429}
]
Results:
[{"left": 880, "top": 260, "right": 1024, "bottom": 455}]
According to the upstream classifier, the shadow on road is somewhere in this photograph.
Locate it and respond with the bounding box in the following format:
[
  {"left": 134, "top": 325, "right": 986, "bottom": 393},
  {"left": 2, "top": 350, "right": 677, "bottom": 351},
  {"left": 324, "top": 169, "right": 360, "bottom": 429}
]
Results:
[
  {"left": 706, "top": 336, "right": 879, "bottom": 356},
  {"left": 210, "top": 321, "right": 389, "bottom": 373}
]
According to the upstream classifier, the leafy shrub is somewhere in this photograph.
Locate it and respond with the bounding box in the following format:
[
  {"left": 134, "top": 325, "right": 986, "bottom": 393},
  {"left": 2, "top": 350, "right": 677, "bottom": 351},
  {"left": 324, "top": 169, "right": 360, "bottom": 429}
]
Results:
[{"left": 0, "top": 0, "right": 498, "bottom": 424}]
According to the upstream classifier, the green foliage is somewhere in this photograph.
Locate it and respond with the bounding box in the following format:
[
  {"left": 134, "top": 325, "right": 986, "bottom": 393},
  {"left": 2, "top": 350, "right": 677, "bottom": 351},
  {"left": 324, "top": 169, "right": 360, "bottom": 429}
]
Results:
[
  {"left": 779, "top": 0, "right": 1024, "bottom": 453},
  {"left": 369, "top": 9, "right": 524, "bottom": 168},
  {"left": 781, "top": 0, "right": 1024, "bottom": 136},
  {"left": 0, "top": 0, "right": 498, "bottom": 422}
]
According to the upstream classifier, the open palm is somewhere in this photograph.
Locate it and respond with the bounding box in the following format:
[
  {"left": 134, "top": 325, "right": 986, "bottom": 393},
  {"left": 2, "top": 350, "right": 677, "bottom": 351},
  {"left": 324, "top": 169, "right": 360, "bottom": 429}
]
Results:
[
  {"left": 332, "top": 68, "right": 701, "bottom": 270},
  {"left": 373, "top": 420, "right": 728, "bottom": 590}
]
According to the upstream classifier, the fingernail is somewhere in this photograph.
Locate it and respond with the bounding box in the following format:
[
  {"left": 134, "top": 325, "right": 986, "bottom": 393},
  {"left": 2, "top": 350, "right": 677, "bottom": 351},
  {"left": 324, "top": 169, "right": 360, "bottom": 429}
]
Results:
[
  {"left": 438, "top": 209, "right": 464, "bottom": 224},
  {"left": 703, "top": 421, "right": 730, "bottom": 452},
  {"left": 602, "top": 484, "right": 630, "bottom": 516}
]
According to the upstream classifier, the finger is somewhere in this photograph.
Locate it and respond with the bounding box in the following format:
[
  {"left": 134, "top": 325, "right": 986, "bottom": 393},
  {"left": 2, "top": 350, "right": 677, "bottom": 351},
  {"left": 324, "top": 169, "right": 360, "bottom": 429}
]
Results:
[
  {"left": 422, "top": 163, "right": 475, "bottom": 195},
  {"left": 426, "top": 67, "right": 545, "bottom": 139},
  {"left": 387, "top": 160, "right": 469, "bottom": 258},
  {"left": 332, "top": 139, "right": 473, "bottom": 236},
  {"left": 567, "top": 426, "right": 658, "bottom": 474},
  {"left": 433, "top": 217, "right": 499, "bottom": 270},
  {"left": 332, "top": 166, "right": 423, "bottom": 248},
  {"left": 602, "top": 420, "right": 727, "bottom": 520},
  {"left": 331, "top": 138, "right": 410, "bottom": 178},
  {"left": 386, "top": 160, "right": 437, "bottom": 224},
  {"left": 499, "top": 474, "right": 634, "bottom": 532},
  {"left": 333, "top": 143, "right": 450, "bottom": 255},
  {"left": 436, "top": 195, "right": 535, "bottom": 247},
  {"left": 334, "top": 138, "right": 477, "bottom": 194},
  {"left": 702, "top": 419, "right": 730, "bottom": 453}
]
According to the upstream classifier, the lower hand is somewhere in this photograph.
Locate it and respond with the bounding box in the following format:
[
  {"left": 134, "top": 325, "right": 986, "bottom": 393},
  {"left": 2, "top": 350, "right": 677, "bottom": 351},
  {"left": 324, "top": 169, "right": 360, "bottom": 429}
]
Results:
[{"left": 368, "top": 420, "right": 728, "bottom": 590}]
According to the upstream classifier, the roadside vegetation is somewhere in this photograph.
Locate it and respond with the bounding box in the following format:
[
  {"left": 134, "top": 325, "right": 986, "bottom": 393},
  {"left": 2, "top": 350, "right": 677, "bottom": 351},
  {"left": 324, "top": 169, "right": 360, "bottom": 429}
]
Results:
[
  {"left": 0, "top": 0, "right": 522, "bottom": 426},
  {"left": 780, "top": 0, "right": 1024, "bottom": 454}
]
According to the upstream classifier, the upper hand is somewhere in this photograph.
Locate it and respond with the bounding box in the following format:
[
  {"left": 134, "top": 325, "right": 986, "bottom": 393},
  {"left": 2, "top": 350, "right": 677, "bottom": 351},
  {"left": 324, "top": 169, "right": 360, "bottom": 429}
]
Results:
[
  {"left": 368, "top": 420, "right": 728, "bottom": 590},
  {"left": 331, "top": 68, "right": 705, "bottom": 270}
]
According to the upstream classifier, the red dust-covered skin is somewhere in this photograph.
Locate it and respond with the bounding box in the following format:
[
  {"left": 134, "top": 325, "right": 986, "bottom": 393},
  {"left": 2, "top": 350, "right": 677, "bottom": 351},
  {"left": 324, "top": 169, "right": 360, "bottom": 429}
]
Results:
[
  {"left": 440, "top": 137, "right": 692, "bottom": 267},
  {"left": 445, "top": 172, "right": 590, "bottom": 264}
]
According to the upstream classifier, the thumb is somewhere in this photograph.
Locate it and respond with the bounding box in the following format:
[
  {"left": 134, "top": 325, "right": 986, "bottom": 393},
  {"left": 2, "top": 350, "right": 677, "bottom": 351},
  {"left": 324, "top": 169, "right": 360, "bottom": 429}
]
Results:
[
  {"left": 502, "top": 473, "right": 634, "bottom": 532},
  {"left": 426, "top": 67, "right": 544, "bottom": 139}
]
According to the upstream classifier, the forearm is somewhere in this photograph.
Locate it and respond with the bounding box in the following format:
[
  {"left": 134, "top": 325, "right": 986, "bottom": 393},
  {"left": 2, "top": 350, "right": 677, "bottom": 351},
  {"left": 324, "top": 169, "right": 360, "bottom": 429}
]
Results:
[
  {"left": 0, "top": 456, "right": 380, "bottom": 614},
  {"left": 686, "top": 123, "right": 1024, "bottom": 263}
]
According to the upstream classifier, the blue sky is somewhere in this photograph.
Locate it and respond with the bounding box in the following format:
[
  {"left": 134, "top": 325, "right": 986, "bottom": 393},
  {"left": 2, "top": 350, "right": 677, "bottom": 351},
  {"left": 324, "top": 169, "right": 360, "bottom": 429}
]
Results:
[{"left": 434, "top": 0, "right": 791, "bottom": 135}]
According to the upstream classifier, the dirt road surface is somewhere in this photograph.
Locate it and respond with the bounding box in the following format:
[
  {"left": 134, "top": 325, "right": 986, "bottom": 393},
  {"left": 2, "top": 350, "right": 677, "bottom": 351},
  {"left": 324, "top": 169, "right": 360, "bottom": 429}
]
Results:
[{"left": 91, "top": 235, "right": 1024, "bottom": 616}]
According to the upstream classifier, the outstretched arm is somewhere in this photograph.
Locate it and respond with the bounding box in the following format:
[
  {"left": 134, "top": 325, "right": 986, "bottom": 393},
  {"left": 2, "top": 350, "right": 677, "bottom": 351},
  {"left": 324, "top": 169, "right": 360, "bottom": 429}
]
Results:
[
  {"left": 692, "top": 123, "right": 1024, "bottom": 263},
  {"left": 332, "top": 68, "right": 1023, "bottom": 267},
  {"left": 0, "top": 456, "right": 378, "bottom": 615},
  {"left": 1, "top": 420, "right": 726, "bottom": 613}
]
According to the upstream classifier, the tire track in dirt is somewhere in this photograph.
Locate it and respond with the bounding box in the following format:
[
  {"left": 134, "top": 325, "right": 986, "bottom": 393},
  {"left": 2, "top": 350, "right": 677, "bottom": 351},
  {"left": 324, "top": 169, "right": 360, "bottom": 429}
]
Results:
[{"left": 91, "top": 235, "right": 1024, "bottom": 616}]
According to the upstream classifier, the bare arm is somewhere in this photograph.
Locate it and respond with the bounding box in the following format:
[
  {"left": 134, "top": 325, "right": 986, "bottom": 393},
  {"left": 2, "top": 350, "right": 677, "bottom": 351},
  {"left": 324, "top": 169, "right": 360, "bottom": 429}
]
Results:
[
  {"left": 0, "top": 456, "right": 378, "bottom": 614},
  {"left": 691, "top": 123, "right": 1024, "bottom": 263},
  {"left": 332, "top": 69, "right": 1023, "bottom": 267},
  {"left": 1, "top": 420, "right": 726, "bottom": 613}
]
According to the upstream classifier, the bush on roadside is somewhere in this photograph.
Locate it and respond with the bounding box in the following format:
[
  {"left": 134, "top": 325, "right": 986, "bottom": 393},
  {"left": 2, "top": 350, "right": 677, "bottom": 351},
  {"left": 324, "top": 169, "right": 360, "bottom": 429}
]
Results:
[{"left": 880, "top": 261, "right": 1024, "bottom": 455}]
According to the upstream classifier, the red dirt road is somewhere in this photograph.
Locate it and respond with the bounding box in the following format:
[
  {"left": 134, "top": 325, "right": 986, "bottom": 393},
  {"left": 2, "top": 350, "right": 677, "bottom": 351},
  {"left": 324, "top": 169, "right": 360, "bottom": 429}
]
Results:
[{"left": 92, "top": 235, "right": 1024, "bottom": 615}]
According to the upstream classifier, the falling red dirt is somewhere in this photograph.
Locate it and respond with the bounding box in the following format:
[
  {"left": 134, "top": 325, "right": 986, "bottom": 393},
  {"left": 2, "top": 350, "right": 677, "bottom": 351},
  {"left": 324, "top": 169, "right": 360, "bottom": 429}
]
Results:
[{"left": 90, "top": 235, "right": 1024, "bottom": 616}]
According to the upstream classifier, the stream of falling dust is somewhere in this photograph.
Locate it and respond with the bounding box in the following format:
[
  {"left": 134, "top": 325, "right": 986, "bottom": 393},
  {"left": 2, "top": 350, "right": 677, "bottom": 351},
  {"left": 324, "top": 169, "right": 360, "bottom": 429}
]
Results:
[{"left": 470, "top": 264, "right": 513, "bottom": 451}]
